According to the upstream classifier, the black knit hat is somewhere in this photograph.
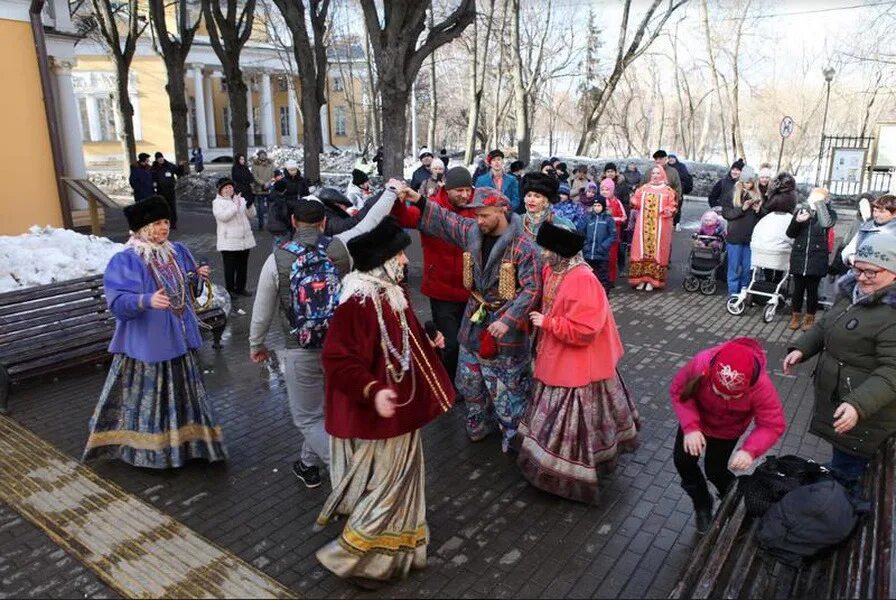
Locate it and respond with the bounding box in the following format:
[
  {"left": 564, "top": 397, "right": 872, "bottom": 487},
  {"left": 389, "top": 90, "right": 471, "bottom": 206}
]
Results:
[
  {"left": 352, "top": 168, "right": 369, "bottom": 186},
  {"left": 536, "top": 221, "right": 585, "bottom": 258},
  {"left": 604, "top": 162, "right": 618, "bottom": 172},
  {"left": 154, "top": 151, "right": 164, "bottom": 159},
  {"left": 731, "top": 158, "right": 746, "bottom": 170},
  {"left": 216, "top": 177, "right": 234, "bottom": 193},
  {"left": 445, "top": 166, "right": 472, "bottom": 190},
  {"left": 347, "top": 217, "right": 412, "bottom": 272},
  {"left": 123, "top": 195, "right": 170, "bottom": 231},
  {"left": 522, "top": 172, "right": 559, "bottom": 203},
  {"left": 509, "top": 160, "right": 526, "bottom": 173}
]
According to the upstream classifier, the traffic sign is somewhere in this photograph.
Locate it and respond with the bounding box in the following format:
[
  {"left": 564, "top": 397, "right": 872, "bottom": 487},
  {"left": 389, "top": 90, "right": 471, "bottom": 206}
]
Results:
[{"left": 780, "top": 116, "right": 795, "bottom": 138}]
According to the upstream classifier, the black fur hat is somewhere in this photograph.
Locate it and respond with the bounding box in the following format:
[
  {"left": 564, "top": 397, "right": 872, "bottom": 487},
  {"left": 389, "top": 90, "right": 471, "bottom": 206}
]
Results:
[
  {"left": 347, "top": 217, "right": 412, "bottom": 272},
  {"left": 123, "top": 195, "right": 170, "bottom": 231},
  {"left": 536, "top": 221, "right": 585, "bottom": 258},
  {"left": 765, "top": 172, "right": 798, "bottom": 213},
  {"left": 522, "top": 172, "right": 560, "bottom": 203}
]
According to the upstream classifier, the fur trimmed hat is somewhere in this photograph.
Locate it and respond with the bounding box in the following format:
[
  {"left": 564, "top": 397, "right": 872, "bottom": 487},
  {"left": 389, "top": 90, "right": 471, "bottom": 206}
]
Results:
[
  {"left": 347, "top": 217, "right": 412, "bottom": 272},
  {"left": 351, "top": 168, "right": 369, "bottom": 186},
  {"left": 124, "top": 195, "right": 170, "bottom": 232},
  {"left": 536, "top": 221, "right": 585, "bottom": 258},
  {"left": 522, "top": 172, "right": 559, "bottom": 203},
  {"left": 765, "top": 172, "right": 798, "bottom": 213}
]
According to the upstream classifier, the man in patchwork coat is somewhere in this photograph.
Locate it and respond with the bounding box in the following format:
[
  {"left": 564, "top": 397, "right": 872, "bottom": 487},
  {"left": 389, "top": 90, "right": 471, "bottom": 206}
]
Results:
[{"left": 401, "top": 185, "right": 542, "bottom": 453}]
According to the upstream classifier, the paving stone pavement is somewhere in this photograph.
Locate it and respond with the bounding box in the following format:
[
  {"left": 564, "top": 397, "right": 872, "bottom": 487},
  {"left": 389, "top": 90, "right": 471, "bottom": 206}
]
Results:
[{"left": 0, "top": 198, "right": 854, "bottom": 598}]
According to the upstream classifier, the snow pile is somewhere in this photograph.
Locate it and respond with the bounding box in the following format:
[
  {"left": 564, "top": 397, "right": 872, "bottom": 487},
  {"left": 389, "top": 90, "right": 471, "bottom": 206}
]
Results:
[
  {"left": 265, "top": 145, "right": 360, "bottom": 174},
  {"left": 0, "top": 227, "right": 230, "bottom": 314},
  {"left": 88, "top": 171, "right": 130, "bottom": 195},
  {"left": 176, "top": 173, "right": 218, "bottom": 204}
]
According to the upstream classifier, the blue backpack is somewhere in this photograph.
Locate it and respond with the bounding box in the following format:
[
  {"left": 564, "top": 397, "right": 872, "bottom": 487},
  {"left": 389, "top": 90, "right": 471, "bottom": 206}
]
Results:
[{"left": 280, "top": 238, "right": 341, "bottom": 349}]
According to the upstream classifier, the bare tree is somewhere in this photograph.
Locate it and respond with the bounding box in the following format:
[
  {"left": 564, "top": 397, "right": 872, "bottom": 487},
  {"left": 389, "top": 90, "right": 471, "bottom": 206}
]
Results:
[
  {"left": 462, "top": 0, "right": 496, "bottom": 163},
  {"left": 271, "top": 0, "right": 330, "bottom": 184},
  {"left": 575, "top": 0, "right": 688, "bottom": 156},
  {"left": 360, "top": 0, "right": 476, "bottom": 177},
  {"left": 84, "top": 0, "right": 147, "bottom": 169},
  {"left": 201, "top": 0, "right": 256, "bottom": 158},
  {"left": 700, "top": 0, "right": 729, "bottom": 164},
  {"left": 149, "top": 0, "right": 200, "bottom": 166},
  {"left": 426, "top": 8, "right": 439, "bottom": 151}
]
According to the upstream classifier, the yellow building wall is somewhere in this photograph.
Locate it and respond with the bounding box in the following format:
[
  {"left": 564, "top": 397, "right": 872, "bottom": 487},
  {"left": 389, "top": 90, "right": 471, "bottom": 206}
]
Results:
[
  {"left": 75, "top": 56, "right": 176, "bottom": 163},
  {"left": 0, "top": 19, "right": 63, "bottom": 234}
]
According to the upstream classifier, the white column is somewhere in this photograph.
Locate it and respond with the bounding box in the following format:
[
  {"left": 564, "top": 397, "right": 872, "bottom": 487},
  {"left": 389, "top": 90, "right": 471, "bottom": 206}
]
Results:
[
  {"left": 85, "top": 95, "right": 101, "bottom": 141},
  {"left": 204, "top": 73, "right": 217, "bottom": 148},
  {"left": 320, "top": 103, "right": 330, "bottom": 150},
  {"left": 410, "top": 83, "right": 418, "bottom": 152},
  {"left": 51, "top": 58, "right": 88, "bottom": 209},
  {"left": 287, "top": 79, "right": 298, "bottom": 146},
  {"left": 192, "top": 65, "right": 208, "bottom": 151},
  {"left": 246, "top": 76, "right": 255, "bottom": 145},
  {"left": 260, "top": 71, "right": 274, "bottom": 147}
]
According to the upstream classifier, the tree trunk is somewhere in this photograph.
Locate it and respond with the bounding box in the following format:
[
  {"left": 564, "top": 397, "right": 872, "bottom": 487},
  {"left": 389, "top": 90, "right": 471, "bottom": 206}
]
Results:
[
  {"left": 381, "top": 87, "right": 408, "bottom": 178},
  {"left": 164, "top": 59, "right": 190, "bottom": 165},
  {"left": 701, "top": 0, "right": 729, "bottom": 164},
  {"left": 510, "top": 0, "right": 530, "bottom": 164},
  {"left": 300, "top": 87, "right": 323, "bottom": 184},
  {"left": 225, "top": 68, "right": 249, "bottom": 157},
  {"left": 427, "top": 10, "right": 438, "bottom": 151},
  {"left": 115, "top": 64, "right": 137, "bottom": 170}
]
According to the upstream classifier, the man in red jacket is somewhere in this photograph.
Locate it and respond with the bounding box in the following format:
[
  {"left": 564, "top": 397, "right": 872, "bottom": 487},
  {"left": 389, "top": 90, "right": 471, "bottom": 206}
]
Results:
[
  {"left": 393, "top": 166, "right": 475, "bottom": 385},
  {"left": 669, "top": 337, "right": 786, "bottom": 533}
]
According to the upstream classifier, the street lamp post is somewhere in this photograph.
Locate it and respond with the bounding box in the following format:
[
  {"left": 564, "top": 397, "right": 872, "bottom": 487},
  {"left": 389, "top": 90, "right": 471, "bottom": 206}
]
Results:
[{"left": 815, "top": 66, "right": 835, "bottom": 186}]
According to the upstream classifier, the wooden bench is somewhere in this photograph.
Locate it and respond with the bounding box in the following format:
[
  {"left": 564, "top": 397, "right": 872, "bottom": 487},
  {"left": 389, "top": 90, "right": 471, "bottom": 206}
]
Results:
[
  {"left": 670, "top": 438, "right": 896, "bottom": 598},
  {"left": 0, "top": 275, "right": 227, "bottom": 413}
]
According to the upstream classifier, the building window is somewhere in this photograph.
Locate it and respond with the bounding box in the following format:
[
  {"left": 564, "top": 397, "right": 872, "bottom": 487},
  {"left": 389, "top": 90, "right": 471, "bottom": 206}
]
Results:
[
  {"left": 77, "top": 97, "right": 91, "bottom": 141},
  {"left": 277, "top": 77, "right": 288, "bottom": 92},
  {"left": 279, "top": 106, "right": 290, "bottom": 136},
  {"left": 332, "top": 76, "right": 344, "bottom": 92},
  {"left": 96, "top": 97, "right": 118, "bottom": 141},
  {"left": 334, "top": 106, "right": 347, "bottom": 137},
  {"left": 221, "top": 78, "right": 228, "bottom": 92}
]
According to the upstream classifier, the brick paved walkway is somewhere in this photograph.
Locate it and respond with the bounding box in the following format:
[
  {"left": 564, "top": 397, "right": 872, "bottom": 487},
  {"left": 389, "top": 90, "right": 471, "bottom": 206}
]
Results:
[{"left": 0, "top": 198, "right": 852, "bottom": 598}]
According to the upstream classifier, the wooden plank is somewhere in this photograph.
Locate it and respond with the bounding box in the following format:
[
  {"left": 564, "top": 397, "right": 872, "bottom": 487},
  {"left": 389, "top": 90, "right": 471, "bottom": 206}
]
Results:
[
  {"left": 719, "top": 521, "right": 760, "bottom": 598},
  {"left": 669, "top": 484, "right": 742, "bottom": 598},
  {"left": 0, "top": 288, "right": 106, "bottom": 318},
  {"left": 0, "top": 312, "right": 112, "bottom": 345},
  {"left": 769, "top": 561, "right": 798, "bottom": 598},
  {"left": 0, "top": 275, "right": 104, "bottom": 306},
  {"left": 0, "top": 325, "right": 114, "bottom": 363},
  {"left": 7, "top": 342, "right": 110, "bottom": 378},
  {"left": 0, "top": 298, "right": 108, "bottom": 328},
  {"left": 878, "top": 438, "right": 896, "bottom": 600},
  {"left": 691, "top": 500, "right": 748, "bottom": 598}
]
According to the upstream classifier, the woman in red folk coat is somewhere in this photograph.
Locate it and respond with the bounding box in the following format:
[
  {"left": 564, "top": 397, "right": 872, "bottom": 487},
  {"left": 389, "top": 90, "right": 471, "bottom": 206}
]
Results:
[
  {"left": 517, "top": 221, "right": 641, "bottom": 504},
  {"left": 315, "top": 217, "right": 454, "bottom": 588}
]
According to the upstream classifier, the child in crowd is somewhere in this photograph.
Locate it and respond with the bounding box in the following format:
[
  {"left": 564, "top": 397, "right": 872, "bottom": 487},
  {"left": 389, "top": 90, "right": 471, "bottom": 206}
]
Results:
[
  {"left": 601, "top": 178, "right": 627, "bottom": 285},
  {"left": 578, "top": 194, "right": 617, "bottom": 291},
  {"left": 670, "top": 337, "right": 786, "bottom": 534},
  {"left": 553, "top": 182, "right": 585, "bottom": 226},
  {"left": 694, "top": 210, "right": 726, "bottom": 252}
]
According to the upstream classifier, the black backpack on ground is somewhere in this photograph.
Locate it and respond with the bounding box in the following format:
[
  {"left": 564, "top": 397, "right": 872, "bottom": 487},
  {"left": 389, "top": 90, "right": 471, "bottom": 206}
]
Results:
[
  {"left": 740, "top": 455, "right": 831, "bottom": 518},
  {"left": 756, "top": 479, "right": 859, "bottom": 566}
]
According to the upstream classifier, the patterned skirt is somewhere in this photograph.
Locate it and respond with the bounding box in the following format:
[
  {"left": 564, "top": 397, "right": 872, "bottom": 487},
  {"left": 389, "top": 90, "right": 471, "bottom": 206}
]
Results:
[
  {"left": 517, "top": 373, "right": 640, "bottom": 504},
  {"left": 82, "top": 353, "right": 227, "bottom": 469},
  {"left": 315, "top": 431, "right": 428, "bottom": 582}
]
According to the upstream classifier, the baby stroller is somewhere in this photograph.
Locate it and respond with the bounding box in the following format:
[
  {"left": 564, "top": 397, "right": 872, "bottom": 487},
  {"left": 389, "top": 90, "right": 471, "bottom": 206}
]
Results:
[
  {"left": 726, "top": 255, "right": 790, "bottom": 323},
  {"left": 683, "top": 235, "right": 727, "bottom": 295}
]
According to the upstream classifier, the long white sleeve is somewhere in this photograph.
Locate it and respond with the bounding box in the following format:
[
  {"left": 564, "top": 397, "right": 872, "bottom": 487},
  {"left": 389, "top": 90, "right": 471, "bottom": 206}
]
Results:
[{"left": 334, "top": 189, "right": 399, "bottom": 245}]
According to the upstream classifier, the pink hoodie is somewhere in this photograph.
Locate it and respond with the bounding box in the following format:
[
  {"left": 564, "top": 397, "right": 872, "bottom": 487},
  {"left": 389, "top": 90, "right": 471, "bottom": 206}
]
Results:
[{"left": 669, "top": 337, "right": 786, "bottom": 458}]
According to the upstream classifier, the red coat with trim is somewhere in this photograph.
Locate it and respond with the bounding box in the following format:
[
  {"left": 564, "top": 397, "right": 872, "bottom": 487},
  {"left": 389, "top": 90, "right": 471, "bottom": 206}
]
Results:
[
  {"left": 392, "top": 187, "right": 476, "bottom": 303},
  {"left": 322, "top": 291, "right": 455, "bottom": 440}
]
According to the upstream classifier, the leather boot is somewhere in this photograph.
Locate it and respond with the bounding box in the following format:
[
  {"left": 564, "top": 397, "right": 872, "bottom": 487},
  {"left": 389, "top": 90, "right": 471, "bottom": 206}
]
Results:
[
  {"left": 694, "top": 497, "right": 714, "bottom": 535},
  {"left": 802, "top": 313, "right": 815, "bottom": 331},
  {"left": 788, "top": 312, "right": 802, "bottom": 330}
]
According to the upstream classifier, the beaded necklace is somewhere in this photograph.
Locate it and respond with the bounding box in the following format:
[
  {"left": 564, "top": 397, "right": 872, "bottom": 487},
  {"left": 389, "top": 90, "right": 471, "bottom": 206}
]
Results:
[
  {"left": 147, "top": 251, "right": 187, "bottom": 316},
  {"left": 370, "top": 287, "right": 417, "bottom": 407}
]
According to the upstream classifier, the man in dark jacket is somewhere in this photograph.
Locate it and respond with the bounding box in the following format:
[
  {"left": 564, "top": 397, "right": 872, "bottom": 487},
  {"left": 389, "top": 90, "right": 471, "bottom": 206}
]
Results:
[
  {"left": 708, "top": 159, "right": 744, "bottom": 210},
  {"left": 129, "top": 152, "right": 154, "bottom": 203},
  {"left": 410, "top": 147, "right": 434, "bottom": 191},
  {"left": 150, "top": 152, "right": 179, "bottom": 227},
  {"left": 668, "top": 154, "right": 694, "bottom": 229},
  {"left": 274, "top": 160, "right": 311, "bottom": 200},
  {"left": 641, "top": 150, "right": 683, "bottom": 208},
  {"left": 439, "top": 148, "right": 450, "bottom": 168},
  {"left": 372, "top": 146, "right": 384, "bottom": 176}
]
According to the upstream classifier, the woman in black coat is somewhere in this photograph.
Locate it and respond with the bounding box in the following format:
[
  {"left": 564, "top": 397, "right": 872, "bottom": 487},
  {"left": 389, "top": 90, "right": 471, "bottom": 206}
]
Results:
[
  {"left": 786, "top": 188, "right": 836, "bottom": 331},
  {"left": 231, "top": 154, "right": 255, "bottom": 208}
]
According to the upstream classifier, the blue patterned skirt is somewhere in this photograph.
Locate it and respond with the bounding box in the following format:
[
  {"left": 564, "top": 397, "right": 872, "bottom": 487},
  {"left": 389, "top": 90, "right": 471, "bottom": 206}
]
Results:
[{"left": 82, "top": 352, "right": 227, "bottom": 469}]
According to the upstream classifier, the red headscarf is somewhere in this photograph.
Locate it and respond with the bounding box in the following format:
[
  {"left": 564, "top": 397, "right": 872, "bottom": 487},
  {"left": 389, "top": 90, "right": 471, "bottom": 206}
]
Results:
[{"left": 649, "top": 165, "right": 668, "bottom": 185}]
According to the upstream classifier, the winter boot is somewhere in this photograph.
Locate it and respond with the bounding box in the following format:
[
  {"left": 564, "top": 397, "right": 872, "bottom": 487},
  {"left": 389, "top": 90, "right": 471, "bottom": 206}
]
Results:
[
  {"left": 694, "top": 498, "right": 714, "bottom": 535},
  {"left": 788, "top": 312, "right": 802, "bottom": 330},
  {"left": 801, "top": 313, "right": 815, "bottom": 331}
]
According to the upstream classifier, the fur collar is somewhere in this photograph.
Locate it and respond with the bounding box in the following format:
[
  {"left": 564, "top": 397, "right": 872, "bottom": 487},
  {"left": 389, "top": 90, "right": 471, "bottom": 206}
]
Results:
[
  {"left": 835, "top": 272, "right": 896, "bottom": 307},
  {"left": 339, "top": 271, "right": 408, "bottom": 312}
]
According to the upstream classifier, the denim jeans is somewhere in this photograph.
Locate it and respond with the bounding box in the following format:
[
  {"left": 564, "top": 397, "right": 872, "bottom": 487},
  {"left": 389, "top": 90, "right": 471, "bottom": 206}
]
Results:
[
  {"left": 829, "top": 447, "right": 868, "bottom": 490},
  {"left": 726, "top": 243, "right": 752, "bottom": 296},
  {"left": 255, "top": 194, "right": 268, "bottom": 230}
]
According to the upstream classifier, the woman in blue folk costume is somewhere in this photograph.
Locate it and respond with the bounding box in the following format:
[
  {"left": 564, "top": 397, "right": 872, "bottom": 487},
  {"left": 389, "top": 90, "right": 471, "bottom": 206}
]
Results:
[{"left": 83, "top": 196, "right": 227, "bottom": 468}]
